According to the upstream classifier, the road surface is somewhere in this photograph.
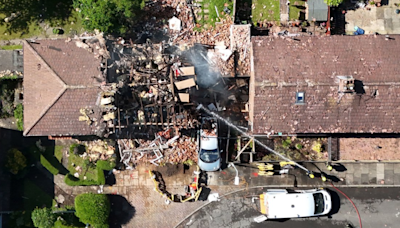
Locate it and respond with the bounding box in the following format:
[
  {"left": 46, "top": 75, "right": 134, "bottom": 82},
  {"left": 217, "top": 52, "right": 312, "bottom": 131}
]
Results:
[{"left": 177, "top": 187, "right": 400, "bottom": 228}]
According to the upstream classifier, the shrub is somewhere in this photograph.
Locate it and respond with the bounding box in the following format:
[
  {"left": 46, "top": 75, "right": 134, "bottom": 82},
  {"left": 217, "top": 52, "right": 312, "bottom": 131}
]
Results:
[
  {"left": 96, "top": 160, "right": 116, "bottom": 171},
  {"left": 295, "top": 143, "right": 303, "bottom": 150},
  {"left": 40, "top": 155, "right": 59, "bottom": 175},
  {"left": 70, "top": 143, "right": 86, "bottom": 155},
  {"left": 13, "top": 103, "right": 23, "bottom": 130},
  {"left": 183, "top": 159, "right": 194, "bottom": 166},
  {"left": 5, "top": 148, "right": 27, "bottom": 175},
  {"left": 31, "top": 207, "right": 56, "bottom": 228},
  {"left": 312, "top": 141, "right": 323, "bottom": 153},
  {"left": 75, "top": 193, "right": 110, "bottom": 227},
  {"left": 282, "top": 137, "right": 292, "bottom": 149}
]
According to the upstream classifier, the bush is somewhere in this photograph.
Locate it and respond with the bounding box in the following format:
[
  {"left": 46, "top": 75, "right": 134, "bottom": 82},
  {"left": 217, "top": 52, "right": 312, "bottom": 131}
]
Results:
[
  {"left": 14, "top": 103, "right": 23, "bottom": 131},
  {"left": 96, "top": 160, "right": 116, "bottom": 171},
  {"left": 5, "top": 148, "right": 27, "bottom": 175},
  {"left": 31, "top": 208, "right": 56, "bottom": 228},
  {"left": 282, "top": 137, "right": 292, "bottom": 149},
  {"left": 75, "top": 193, "right": 110, "bottom": 227},
  {"left": 295, "top": 143, "right": 303, "bottom": 150},
  {"left": 70, "top": 144, "right": 86, "bottom": 155},
  {"left": 312, "top": 141, "right": 323, "bottom": 153},
  {"left": 40, "top": 155, "right": 59, "bottom": 175}
]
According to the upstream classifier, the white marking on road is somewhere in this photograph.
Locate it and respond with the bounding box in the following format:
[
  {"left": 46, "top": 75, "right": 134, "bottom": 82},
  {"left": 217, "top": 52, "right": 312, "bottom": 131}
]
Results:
[{"left": 395, "top": 212, "right": 400, "bottom": 218}]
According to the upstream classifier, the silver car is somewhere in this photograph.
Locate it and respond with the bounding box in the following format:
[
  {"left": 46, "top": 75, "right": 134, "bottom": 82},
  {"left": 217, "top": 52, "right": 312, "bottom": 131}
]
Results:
[{"left": 198, "top": 117, "right": 221, "bottom": 171}]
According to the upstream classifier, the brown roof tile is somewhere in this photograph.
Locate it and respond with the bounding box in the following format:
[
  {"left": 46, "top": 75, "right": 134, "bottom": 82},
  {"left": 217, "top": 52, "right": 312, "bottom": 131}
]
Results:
[
  {"left": 251, "top": 35, "right": 400, "bottom": 134},
  {"left": 23, "top": 39, "right": 103, "bottom": 136}
]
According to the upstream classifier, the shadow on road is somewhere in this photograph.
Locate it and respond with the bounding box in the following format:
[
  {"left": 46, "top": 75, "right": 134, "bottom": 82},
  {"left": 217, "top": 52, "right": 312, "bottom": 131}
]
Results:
[
  {"left": 108, "top": 194, "right": 136, "bottom": 228},
  {"left": 327, "top": 188, "right": 341, "bottom": 217}
]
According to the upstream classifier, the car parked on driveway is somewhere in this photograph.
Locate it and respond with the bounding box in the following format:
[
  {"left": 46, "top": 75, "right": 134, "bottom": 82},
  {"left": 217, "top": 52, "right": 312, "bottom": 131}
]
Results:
[
  {"left": 198, "top": 117, "right": 221, "bottom": 172},
  {"left": 258, "top": 189, "right": 332, "bottom": 219}
]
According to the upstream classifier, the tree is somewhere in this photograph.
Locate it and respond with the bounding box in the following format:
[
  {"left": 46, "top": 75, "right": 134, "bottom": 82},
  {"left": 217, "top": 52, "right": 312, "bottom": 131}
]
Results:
[
  {"left": 75, "top": 193, "right": 110, "bottom": 227},
  {"left": 5, "top": 148, "right": 27, "bottom": 175},
  {"left": 73, "top": 0, "right": 144, "bottom": 34},
  {"left": 31, "top": 208, "right": 56, "bottom": 228},
  {"left": 324, "top": 0, "right": 343, "bottom": 7}
]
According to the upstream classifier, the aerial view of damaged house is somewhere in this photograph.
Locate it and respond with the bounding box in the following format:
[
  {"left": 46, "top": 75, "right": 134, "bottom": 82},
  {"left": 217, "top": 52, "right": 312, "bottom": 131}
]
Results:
[{"left": 22, "top": 32, "right": 400, "bottom": 164}]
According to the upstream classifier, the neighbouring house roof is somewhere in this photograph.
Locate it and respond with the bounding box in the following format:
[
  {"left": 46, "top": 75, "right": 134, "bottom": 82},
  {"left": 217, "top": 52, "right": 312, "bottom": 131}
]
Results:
[
  {"left": 307, "top": 0, "right": 328, "bottom": 22},
  {"left": 0, "top": 50, "right": 23, "bottom": 73},
  {"left": 23, "top": 39, "right": 105, "bottom": 136},
  {"left": 251, "top": 35, "right": 400, "bottom": 134}
]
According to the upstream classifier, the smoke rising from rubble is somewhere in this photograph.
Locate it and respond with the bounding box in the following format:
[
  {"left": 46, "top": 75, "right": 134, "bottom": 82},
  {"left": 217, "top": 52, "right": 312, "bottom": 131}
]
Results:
[{"left": 182, "top": 45, "right": 221, "bottom": 88}]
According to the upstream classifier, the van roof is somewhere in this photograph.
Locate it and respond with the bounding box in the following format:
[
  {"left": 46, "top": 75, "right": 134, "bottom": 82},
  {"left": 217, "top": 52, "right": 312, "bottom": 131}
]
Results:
[{"left": 265, "top": 192, "right": 315, "bottom": 219}]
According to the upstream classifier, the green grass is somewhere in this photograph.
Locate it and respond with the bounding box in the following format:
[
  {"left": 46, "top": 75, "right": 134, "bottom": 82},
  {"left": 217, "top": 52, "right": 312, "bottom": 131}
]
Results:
[
  {"left": 22, "top": 179, "right": 53, "bottom": 211},
  {"left": 201, "top": 0, "right": 233, "bottom": 26},
  {"left": 47, "top": 10, "right": 84, "bottom": 37},
  {"left": 0, "top": 44, "right": 22, "bottom": 50},
  {"left": 67, "top": 150, "right": 98, "bottom": 182},
  {"left": 289, "top": 0, "right": 306, "bottom": 21},
  {"left": 0, "top": 8, "right": 84, "bottom": 41},
  {"left": 252, "top": 0, "right": 280, "bottom": 22},
  {"left": 0, "top": 13, "right": 43, "bottom": 40},
  {"left": 41, "top": 154, "right": 59, "bottom": 175},
  {"left": 14, "top": 103, "right": 23, "bottom": 131},
  {"left": 55, "top": 145, "right": 64, "bottom": 163}
]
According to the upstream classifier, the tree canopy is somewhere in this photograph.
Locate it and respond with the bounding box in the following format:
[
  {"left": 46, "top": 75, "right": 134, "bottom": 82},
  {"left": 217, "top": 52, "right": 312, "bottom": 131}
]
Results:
[
  {"left": 324, "top": 0, "right": 343, "bottom": 7},
  {"left": 73, "top": 0, "right": 144, "bottom": 34},
  {"left": 75, "top": 193, "right": 110, "bottom": 227}
]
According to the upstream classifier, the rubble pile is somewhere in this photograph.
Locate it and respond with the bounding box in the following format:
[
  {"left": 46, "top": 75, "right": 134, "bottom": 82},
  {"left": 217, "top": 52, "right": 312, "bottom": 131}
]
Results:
[
  {"left": 230, "top": 25, "right": 251, "bottom": 76},
  {"left": 117, "top": 131, "right": 198, "bottom": 167},
  {"left": 82, "top": 140, "right": 115, "bottom": 162}
]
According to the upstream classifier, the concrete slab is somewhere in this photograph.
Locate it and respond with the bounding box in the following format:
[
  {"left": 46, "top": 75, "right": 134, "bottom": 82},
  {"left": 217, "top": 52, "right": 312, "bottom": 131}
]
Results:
[
  {"left": 361, "top": 173, "right": 369, "bottom": 184},
  {"left": 384, "top": 170, "right": 394, "bottom": 185},
  {"left": 346, "top": 173, "right": 354, "bottom": 185}
]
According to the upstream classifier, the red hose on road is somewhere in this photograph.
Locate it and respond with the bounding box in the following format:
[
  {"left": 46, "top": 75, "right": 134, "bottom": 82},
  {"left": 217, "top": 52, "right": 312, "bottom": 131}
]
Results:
[{"left": 329, "top": 182, "right": 362, "bottom": 228}]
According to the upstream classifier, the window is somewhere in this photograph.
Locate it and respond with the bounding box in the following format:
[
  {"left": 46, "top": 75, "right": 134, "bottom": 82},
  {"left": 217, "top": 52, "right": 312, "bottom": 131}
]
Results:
[
  {"left": 296, "top": 92, "right": 305, "bottom": 104},
  {"left": 313, "top": 193, "right": 325, "bottom": 214}
]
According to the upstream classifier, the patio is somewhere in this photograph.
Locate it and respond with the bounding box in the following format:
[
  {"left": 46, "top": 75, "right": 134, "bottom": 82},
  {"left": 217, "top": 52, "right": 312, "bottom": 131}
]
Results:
[{"left": 345, "top": 0, "right": 400, "bottom": 34}]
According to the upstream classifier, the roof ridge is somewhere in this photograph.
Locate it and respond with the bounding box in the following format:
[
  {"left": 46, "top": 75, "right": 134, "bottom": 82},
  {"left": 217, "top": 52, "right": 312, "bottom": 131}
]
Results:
[{"left": 23, "top": 41, "right": 67, "bottom": 136}]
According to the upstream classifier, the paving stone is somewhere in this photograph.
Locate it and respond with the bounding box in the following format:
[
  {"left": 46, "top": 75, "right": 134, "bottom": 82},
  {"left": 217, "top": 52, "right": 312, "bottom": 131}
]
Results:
[
  {"left": 345, "top": 173, "right": 354, "bottom": 185},
  {"left": 361, "top": 174, "right": 369, "bottom": 184},
  {"left": 385, "top": 163, "right": 394, "bottom": 170},
  {"left": 394, "top": 164, "right": 400, "bottom": 173},
  {"left": 394, "top": 175, "right": 400, "bottom": 185},
  {"left": 384, "top": 170, "right": 394, "bottom": 185},
  {"left": 360, "top": 164, "right": 369, "bottom": 174}
]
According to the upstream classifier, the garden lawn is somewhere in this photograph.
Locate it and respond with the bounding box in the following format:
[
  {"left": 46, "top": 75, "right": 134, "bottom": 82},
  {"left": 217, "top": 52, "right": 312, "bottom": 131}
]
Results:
[
  {"left": 289, "top": 0, "right": 306, "bottom": 21},
  {"left": 0, "top": 44, "right": 22, "bottom": 49},
  {"left": 201, "top": 0, "right": 233, "bottom": 26},
  {"left": 0, "top": 13, "right": 43, "bottom": 40},
  {"left": 252, "top": 0, "right": 280, "bottom": 23},
  {"left": 67, "top": 152, "right": 98, "bottom": 181}
]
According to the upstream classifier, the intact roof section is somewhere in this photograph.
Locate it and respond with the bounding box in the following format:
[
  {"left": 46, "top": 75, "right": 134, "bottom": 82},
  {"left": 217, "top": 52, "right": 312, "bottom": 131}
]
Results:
[
  {"left": 23, "top": 41, "right": 66, "bottom": 136},
  {"left": 252, "top": 35, "right": 400, "bottom": 84},
  {"left": 23, "top": 39, "right": 104, "bottom": 136},
  {"left": 27, "top": 39, "right": 101, "bottom": 86},
  {"left": 251, "top": 35, "right": 400, "bottom": 134},
  {"left": 27, "top": 88, "right": 102, "bottom": 136}
]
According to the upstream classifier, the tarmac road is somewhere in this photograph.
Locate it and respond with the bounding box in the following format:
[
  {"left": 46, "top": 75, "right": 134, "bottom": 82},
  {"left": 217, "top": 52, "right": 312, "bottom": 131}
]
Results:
[{"left": 177, "top": 187, "right": 400, "bottom": 228}]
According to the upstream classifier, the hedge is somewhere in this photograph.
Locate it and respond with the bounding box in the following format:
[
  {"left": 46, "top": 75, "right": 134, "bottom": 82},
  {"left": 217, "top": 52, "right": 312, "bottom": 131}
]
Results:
[
  {"left": 40, "top": 155, "right": 59, "bottom": 175},
  {"left": 64, "top": 167, "right": 105, "bottom": 186},
  {"left": 74, "top": 193, "right": 110, "bottom": 227},
  {"left": 96, "top": 160, "right": 116, "bottom": 171}
]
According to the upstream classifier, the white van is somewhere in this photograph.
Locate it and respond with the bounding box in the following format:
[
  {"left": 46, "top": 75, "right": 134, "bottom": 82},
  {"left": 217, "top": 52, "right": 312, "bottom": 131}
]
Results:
[{"left": 258, "top": 189, "right": 332, "bottom": 219}]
